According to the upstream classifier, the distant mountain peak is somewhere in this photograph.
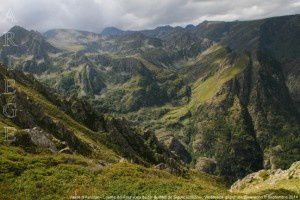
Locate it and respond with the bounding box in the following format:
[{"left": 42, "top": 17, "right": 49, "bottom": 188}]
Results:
[
  {"left": 185, "top": 24, "right": 196, "bottom": 30},
  {"left": 8, "top": 25, "right": 28, "bottom": 32},
  {"left": 154, "top": 25, "right": 174, "bottom": 31},
  {"left": 101, "top": 27, "right": 124, "bottom": 36},
  {"left": 7, "top": 25, "right": 29, "bottom": 38},
  {"left": 0, "top": 25, "right": 60, "bottom": 63}
]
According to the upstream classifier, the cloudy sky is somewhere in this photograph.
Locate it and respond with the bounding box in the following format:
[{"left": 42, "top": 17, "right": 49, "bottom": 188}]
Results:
[{"left": 0, "top": 0, "right": 299, "bottom": 33}]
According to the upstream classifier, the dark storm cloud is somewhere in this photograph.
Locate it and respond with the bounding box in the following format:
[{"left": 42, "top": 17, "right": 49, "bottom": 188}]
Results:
[{"left": 0, "top": 0, "right": 299, "bottom": 33}]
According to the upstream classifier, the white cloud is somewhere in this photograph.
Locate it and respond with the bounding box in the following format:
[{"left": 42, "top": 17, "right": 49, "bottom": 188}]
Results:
[{"left": 0, "top": 0, "right": 299, "bottom": 33}]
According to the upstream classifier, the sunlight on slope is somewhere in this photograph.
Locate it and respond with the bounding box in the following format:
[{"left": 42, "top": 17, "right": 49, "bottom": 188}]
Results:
[
  {"left": 14, "top": 82, "right": 119, "bottom": 162},
  {"left": 162, "top": 46, "right": 248, "bottom": 123},
  {"left": 191, "top": 56, "right": 247, "bottom": 107},
  {"left": 0, "top": 146, "right": 229, "bottom": 199}
]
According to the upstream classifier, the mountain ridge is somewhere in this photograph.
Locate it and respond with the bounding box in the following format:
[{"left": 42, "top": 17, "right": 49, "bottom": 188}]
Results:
[
  {"left": 0, "top": 62, "right": 299, "bottom": 199},
  {"left": 0, "top": 14, "right": 299, "bottom": 183}
]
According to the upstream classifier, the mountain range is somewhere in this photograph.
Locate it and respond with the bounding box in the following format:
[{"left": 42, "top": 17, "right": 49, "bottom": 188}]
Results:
[{"left": 0, "top": 14, "right": 299, "bottom": 198}]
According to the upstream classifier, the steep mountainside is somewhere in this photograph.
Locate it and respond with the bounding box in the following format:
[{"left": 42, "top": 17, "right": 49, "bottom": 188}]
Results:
[
  {"left": 0, "top": 64, "right": 231, "bottom": 199},
  {"left": 0, "top": 63, "right": 184, "bottom": 168},
  {"left": 0, "top": 14, "right": 299, "bottom": 183},
  {"left": 1, "top": 64, "right": 299, "bottom": 199}
]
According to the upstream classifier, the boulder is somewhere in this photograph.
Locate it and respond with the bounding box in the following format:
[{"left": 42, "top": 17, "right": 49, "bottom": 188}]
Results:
[
  {"left": 12, "top": 127, "right": 58, "bottom": 152},
  {"left": 23, "top": 127, "right": 57, "bottom": 152}
]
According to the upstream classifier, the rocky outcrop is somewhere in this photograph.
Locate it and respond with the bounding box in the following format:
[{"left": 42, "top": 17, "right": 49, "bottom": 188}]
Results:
[
  {"left": 166, "top": 137, "right": 191, "bottom": 163},
  {"left": 103, "top": 118, "right": 170, "bottom": 165},
  {"left": 76, "top": 64, "right": 106, "bottom": 96},
  {"left": 12, "top": 127, "right": 71, "bottom": 153},
  {"left": 230, "top": 161, "right": 300, "bottom": 192},
  {"left": 195, "top": 157, "right": 217, "bottom": 174},
  {"left": 22, "top": 127, "right": 58, "bottom": 152}
]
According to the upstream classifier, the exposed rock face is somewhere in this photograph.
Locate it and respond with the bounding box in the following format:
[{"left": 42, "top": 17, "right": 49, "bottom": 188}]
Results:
[
  {"left": 166, "top": 137, "right": 191, "bottom": 163},
  {"left": 102, "top": 119, "right": 180, "bottom": 167},
  {"left": 230, "top": 161, "right": 300, "bottom": 192},
  {"left": 23, "top": 127, "right": 58, "bottom": 152},
  {"left": 76, "top": 64, "right": 106, "bottom": 96},
  {"left": 189, "top": 48, "right": 299, "bottom": 181},
  {"left": 195, "top": 157, "right": 217, "bottom": 174},
  {"left": 12, "top": 127, "right": 70, "bottom": 153}
]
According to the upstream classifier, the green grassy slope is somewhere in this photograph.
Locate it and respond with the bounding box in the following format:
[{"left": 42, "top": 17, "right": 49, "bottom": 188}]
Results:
[
  {"left": 1, "top": 145, "right": 298, "bottom": 199},
  {"left": 0, "top": 146, "right": 229, "bottom": 199}
]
